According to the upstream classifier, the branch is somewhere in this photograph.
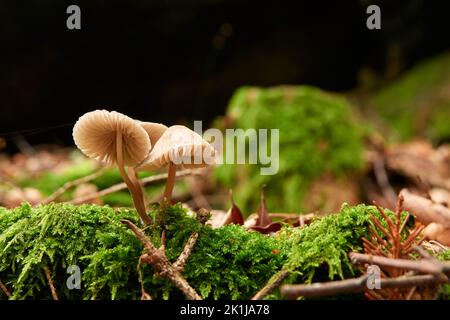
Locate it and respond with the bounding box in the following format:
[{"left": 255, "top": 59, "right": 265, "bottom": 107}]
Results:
[
  {"left": 281, "top": 274, "right": 446, "bottom": 299},
  {"left": 281, "top": 275, "right": 368, "bottom": 299},
  {"left": 121, "top": 220, "right": 202, "bottom": 300},
  {"left": 173, "top": 233, "right": 199, "bottom": 273},
  {"left": 70, "top": 169, "right": 195, "bottom": 204},
  {"left": 252, "top": 269, "right": 291, "bottom": 300},
  {"left": 0, "top": 280, "right": 11, "bottom": 298},
  {"left": 44, "top": 266, "right": 59, "bottom": 300},
  {"left": 43, "top": 167, "right": 107, "bottom": 204},
  {"left": 349, "top": 252, "right": 450, "bottom": 277}
]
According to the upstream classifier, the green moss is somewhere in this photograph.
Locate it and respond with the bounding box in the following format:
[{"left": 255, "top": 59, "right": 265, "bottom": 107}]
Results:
[
  {"left": 0, "top": 203, "right": 412, "bottom": 300},
  {"left": 280, "top": 204, "right": 373, "bottom": 283},
  {"left": 0, "top": 203, "right": 285, "bottom": 300},
  {"left": 437, "top": 250, "right": 450, "bottom": 299},
  {"left": 214, "top": 85, "right": 365, "bottom": 213},
  {"left": 371, "top": 52, "right": 450, "bottom": 143}
]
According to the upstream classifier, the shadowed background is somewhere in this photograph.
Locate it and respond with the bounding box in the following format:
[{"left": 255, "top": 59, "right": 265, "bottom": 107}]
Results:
[{"left": 0, "top": 0, "right": 449, "bottom": 151}]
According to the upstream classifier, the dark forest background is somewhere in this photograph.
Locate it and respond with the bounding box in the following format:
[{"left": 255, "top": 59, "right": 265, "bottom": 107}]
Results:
[{"left": 0, "top": 0, "right": 449, "bottom": 151}]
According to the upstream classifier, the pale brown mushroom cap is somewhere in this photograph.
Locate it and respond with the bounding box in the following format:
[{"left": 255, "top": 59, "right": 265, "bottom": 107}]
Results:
[
  {"left": 137, "top": 125, "right": 216, "bottom": 171},
  {"left": 137, "top": 121, "right": 168, "bottom": 146},
  {"left": 73, "top": 110, "right": 151, "bottom": 166}
]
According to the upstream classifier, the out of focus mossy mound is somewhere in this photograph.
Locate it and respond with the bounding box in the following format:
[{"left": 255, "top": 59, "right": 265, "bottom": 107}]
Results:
[
  {"left": 371, "top": 52, "right": 450, "bottom": 143},
  {"left": 0, "top": 202, "right": 382, "bottom": 300},
  {"left": 214, "top": 85, "right": 365, "bottom": 213}
]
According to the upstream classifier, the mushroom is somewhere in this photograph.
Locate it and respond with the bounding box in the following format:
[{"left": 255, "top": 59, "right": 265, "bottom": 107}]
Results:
[
  {"left": 73, "top": 110, "right": 152, "bottom": 225},
  {"left": 136, "top": 125, "right": 216, "bottom": 204},
  {"left": 137, "top": 121, "right": 168, "bottom": 146}
]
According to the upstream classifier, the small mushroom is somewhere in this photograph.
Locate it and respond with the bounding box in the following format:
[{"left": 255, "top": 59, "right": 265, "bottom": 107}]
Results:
[
  {"left": 137, "top": 121, "right": 168, "bottom": 146},
  {"left": 73, "top": 110, "right": 152, "bottom": 225},
  {"left": 136, "top": 125, "right": 215, "bottom": 204}
]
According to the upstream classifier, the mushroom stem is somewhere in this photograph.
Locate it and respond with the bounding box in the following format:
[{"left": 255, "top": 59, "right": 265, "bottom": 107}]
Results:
[
  {"left": 163, "top": 161, "right": 176, "bottom": 204},
  {"left": 128, "top": 167, "right": 149, "bottom": 215},
  {"left": 116, "top": 129, "right": 152, "bottom": 225}
]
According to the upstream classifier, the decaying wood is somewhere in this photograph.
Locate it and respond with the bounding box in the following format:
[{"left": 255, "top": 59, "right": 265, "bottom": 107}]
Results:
[
  {"left": 44, "top": 266, "right": 59, "bottom": 300},
  {"left": 121, "top": 219, "right": 202, "bottom": 300},
  {"left": 252, "top": 269, "right": 291, "bottom": 300},
  {"left": 400, "top": 189, "right": 450, "bottom": 227}
]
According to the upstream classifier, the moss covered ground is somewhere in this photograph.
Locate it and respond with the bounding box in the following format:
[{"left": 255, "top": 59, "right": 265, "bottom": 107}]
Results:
[{"left": 0, "top": 202, "right": 385, "bottom": 300}]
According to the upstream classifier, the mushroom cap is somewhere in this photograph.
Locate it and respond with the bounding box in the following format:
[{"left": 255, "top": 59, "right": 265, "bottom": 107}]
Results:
[
  {"left": 137, "top": 121, "right": 168, "bottom": 146},
  {"left": 73, "top": 110, "right": 151, "bottom": 166},
  {"left": 137, "top": 125, "right": 216, "bottom": 171}
]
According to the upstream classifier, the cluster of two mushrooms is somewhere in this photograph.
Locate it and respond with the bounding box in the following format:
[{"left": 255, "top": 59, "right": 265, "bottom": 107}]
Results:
[{"left": 73, "top": 110, "right": 215, "bottom": 225}]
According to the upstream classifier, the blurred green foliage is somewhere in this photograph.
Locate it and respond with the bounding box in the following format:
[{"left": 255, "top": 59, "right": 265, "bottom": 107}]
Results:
[
  {"left": 214, "top": 85, "right": 365, "bottom": 213},
  {"left": 372, "top": 52, "right": 450, "bottom": 143},
  {"left": 17, "top": 158, "right": 165, "bottom": 206}
]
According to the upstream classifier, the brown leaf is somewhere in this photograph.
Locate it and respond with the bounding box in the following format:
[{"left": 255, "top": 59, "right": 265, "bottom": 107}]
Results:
[
  {"left": 220, "top": 190, "right": 244, "bottom": 226},
  {"left": 255, "top": 185, "right": 272, "bottom": 227},
  {"left": 250, "top": 222, "right": 282, "bottom": 234},
  {"left": 229, "top": 190, "right": 244, "bottom": 225}
]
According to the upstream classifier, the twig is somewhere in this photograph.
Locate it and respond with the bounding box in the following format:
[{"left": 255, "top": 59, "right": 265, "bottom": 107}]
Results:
[
  {"left": 121, "top": 220, "right": 202, "bottom": 300},
  {"left": 44, "top": 266, "right": 59, "bottom": 300},
  {"left": 281, "top": 275, "right": 368, "bottom": 299},
  {"left": 0, "top": 280, "right": 11, "bottom": 298},
  {"left": 43, "top": 167, "right": 107, "bottom": 204},
  {"left": 252, "top": 269, "right": 291, "bottom": 300},
  {"left": 281, "top": 274, "right": 446, "bottom": 299},
  {"left": 349, "top": 252, "right": 450, "bottom": 277},
  {"left": 137, "top": 256, "right": 152, "bottom": 300},
  {"left": 70, "top": 169, "right": 195, "bottom": 204},
  {"left": 173, "top": 233, "right": 199, "bottom": 273}
]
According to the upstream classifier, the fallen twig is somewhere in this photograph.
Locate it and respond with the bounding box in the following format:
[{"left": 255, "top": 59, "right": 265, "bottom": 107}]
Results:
[
  {"left": 121, "top": 219, "right": 202, "bottom": 300},
  {"left": 252, "top": 269, "right": 291, "bottom": 300},
  {"left": 43, "top": 167, "right": 107, "bottom": 204},
  {"left": 70, "top": 169, "right": 196, "bottom": 204},
  {"left": 349, "top": 252, "right": 450, "bottom": 277},
  {"left": 281, "top": 273, "right": 445, "bottom": 299},
  {"left": 0, "top": 280, "right": 11, "bottom": 298},
  {"left": 173, "top": 233, "right": 199, "bottom": 273},
  {"left": 44, "top": 266, "right": 59, "bottom": 300}
]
